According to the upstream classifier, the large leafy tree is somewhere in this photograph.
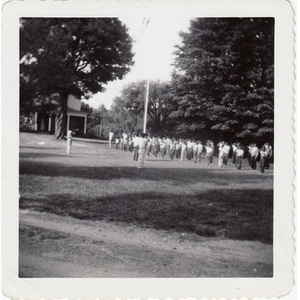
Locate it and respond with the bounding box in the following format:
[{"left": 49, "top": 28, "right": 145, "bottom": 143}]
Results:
[
  {"left": 110, "top": 80, "right": 176, "bottom": 136},
  {"left": 20, "top": 18, "right": 134, "bottom": 139},
  {"left": 85, "top": 104, "right": 114, "bottom": 138},
  {"left": 172, "top": 18, "right": 274, "bottom": 144},
  {"left": 110, "top": 83, "right": 144, "bottom": 135}
]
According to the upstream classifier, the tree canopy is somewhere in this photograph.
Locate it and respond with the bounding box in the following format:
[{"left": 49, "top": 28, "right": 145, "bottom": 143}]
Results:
[
  {"left": 110, "top": 80, "right": 176, "bottom": 136},
  {"left": 20, "top": 18, "right": 134, "bottom": 139},
  {"left": 171, "top": 18, "right": 274, "bottom": 144}
]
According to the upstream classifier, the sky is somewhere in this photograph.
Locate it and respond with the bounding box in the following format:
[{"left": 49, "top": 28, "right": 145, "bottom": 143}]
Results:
[{"left": 84, "top": 16, "right": 192, "bottom": 109}]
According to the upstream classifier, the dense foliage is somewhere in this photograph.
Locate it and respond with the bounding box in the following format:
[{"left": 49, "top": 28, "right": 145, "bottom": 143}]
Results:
[
  {"left": 20, "top": 18, "right": 134, "bottom": 139},
  {"left": 171, "top": 18, "right": 274, "bottom": 144},
  {"left": 85, "top": 104, "right": 113, "bottom": 138}
]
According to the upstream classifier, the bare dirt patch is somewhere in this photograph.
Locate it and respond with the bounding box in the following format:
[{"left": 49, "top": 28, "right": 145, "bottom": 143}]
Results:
[{"left": 19, "top": 210, "right": 272, "bottom": 278}]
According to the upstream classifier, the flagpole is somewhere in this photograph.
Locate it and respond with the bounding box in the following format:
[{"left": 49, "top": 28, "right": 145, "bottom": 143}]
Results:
[
  {"left": 140, "top": 17, "right": 151, "bottom": 134},
  {"left": 143, "top": 78, "right": 150, "bottom": 133}
]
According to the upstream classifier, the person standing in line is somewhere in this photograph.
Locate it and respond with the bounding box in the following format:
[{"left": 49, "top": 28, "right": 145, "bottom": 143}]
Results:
[
  {"left": 166, "top": 137, "right": 171, "bottom": 155},
  {"left": 190, "top": 140, "right": 196, "bottom": 160},
  {"left": 137, "top": 133, "right": 148, "bottom": 169},
  {"left": 210, "top": 141, "right": 215, "bottom": 164},
  {"left": 205, "top": 141, "right": 214, "bottom": 165},
  {"left": 232, "top": 143, "right": 238, "bottom": 164},
  {"left": 133, "top": 144, "right": 139, "bottom": 161},
  {"left": 193, "top": 141, "right": 199, "bottom": 163},
  {"left": 263, "top": 143, "right": 273, "bottom": 169},
  {"left": 128, "top": 137, "right": 134, "bottom": 152},
  {"left": 169, "top": 138, "right": 176, "bottom": 160},
  {"left": 259, "top": 147, "right": 267, "bottom": 173},
  {"left": 147, "top": 137, "right": 153, "bottom": 156},
  {"left": 121, "top": 132, "right": 127, "bottom": 150},
  {"left": 217, "top": 141, "right": 225, "bottom": 167},
  {"left": 198, "top": 141, "right": 203, "bottom": 162},
  {"left": 194, "top": 141, "right": 203, "bottom": 163},
  {"left": 222, "top": 142, "right": 231, "bottom": 165},
  {"left": 181, "top": 140, "right": 187, "bottom": 161},
  {"left": 132, "top": 134, "right": 139, "bottom": 161},
  {"left": 108, "top": 131, "right": 114, "bottom": 148},
  {"left": 235, "top": 146, "right": 244, "bottom": 170},
  {"left": 160, "top": 138, "right": 167, "bottom": 158},
  {"left": 158, "top": 136, "right": 162, "bottom": 146},
  {"left": 123, "top": 139, "right": 128, "bottom": 151},
  {"left": 247, "top": 144, "right": 253, "bottom": 166},
  {"left": 123, "top": 133, "right": 129, "bottom": 151},
  {"left": 186, "top": 139, "right": 193, "bottom": 160},
  {"left": 175, "top": 139, "right": 181, "bottom": 159},
  {"left": 153, "top": 137, "right": 160, "bottom": 158},
  {"left": 115, "top": 137, "right": 120, "bottom": 149},
  {"left": 250, "top": 143, "right": 259, "bottom": 169},
  {"left": 120, "top": 137, "right": 124, "bottom": 150}
]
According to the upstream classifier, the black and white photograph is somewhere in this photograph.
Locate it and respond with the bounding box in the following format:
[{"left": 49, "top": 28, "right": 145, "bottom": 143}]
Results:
[{"left": 2, "top": 0, "right": 295, "bottom": 299}]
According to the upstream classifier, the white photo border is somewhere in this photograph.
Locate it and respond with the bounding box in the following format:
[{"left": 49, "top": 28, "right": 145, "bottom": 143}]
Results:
[{"left": 2, "top": 0, "right": 295, "bottom": 298}]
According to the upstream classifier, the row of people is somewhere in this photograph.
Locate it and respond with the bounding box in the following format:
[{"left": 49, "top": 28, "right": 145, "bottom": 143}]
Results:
[
  {"left": 199, "top": 140, "right": 272, "bottom": 172},
  {"left": 110, "top": 133, "right": 272, "bottom": 172}
]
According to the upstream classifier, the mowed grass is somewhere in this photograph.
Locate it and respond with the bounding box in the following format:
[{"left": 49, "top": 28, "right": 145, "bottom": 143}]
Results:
[{"left": 19, "top": 133, "right": 273, "bottom": 244}]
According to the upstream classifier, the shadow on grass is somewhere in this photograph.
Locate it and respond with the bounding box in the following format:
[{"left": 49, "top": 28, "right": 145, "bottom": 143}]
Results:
[
  {"left": 20, "top": 146, "right": 63, "bottom": 151},
  {"left": 20, "top": 152, "right": 104, "bottom": 160},
  {"left": 19, "top": 159, "right": 272, "bottom": 184},
  {"left": 20, "top": 188, "right": 273, "bottom": 244},
  {"left": 20, "top": 152, "right": 70, "bottom": 159},
  {"left": 72, "top": 137, "right": 108, "bottom": 145}
]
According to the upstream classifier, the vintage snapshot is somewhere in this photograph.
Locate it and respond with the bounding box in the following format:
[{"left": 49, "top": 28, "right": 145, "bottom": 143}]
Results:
[{"left": 2, "top": 0, "right": 295, "bottom": 299}]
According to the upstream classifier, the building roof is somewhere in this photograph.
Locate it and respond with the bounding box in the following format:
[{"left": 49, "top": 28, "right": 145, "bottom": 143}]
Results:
[{"left": 67, "top": 107, "right": 88, "bottom": 117}]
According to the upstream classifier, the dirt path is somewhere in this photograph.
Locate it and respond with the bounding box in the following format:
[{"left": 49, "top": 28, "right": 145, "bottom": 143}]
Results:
[{"left": 19, "top": 209, "right": 272, "bottom": 278}]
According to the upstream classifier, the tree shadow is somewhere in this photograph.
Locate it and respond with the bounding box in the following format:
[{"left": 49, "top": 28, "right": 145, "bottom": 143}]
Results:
[
  {"left": 20, "top": 146, "right": 62, "bottom": 151},
  {"left": 20, "top": 152, "right": 70, "bottom": 159},
  {"left": 19, "top": 188, "right": 273, "bottom": 244},
  {"left": 19, "top": 159, "right": 273, "bottom": 184}
]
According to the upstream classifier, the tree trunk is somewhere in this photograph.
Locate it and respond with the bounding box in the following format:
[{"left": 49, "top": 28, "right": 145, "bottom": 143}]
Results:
[{"left": 55, "top": 92, "right": 69, "bottom": 140}]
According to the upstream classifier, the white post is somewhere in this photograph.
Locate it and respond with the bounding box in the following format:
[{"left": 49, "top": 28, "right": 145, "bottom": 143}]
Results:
[
  {"left": 143, "top": 78, "right": 150, "bottom": 133},
  {"left": 67, "top": 114, "right": 70, "bottom": 132},
  {"left": 84, "top": 115, "right": 87, "bottom": 134},
  {"left": 48, "top": 114, "right": 52, "bottom": 132},
  {"left": 66, "top": 130, "right": 72, "bottom": 154}
]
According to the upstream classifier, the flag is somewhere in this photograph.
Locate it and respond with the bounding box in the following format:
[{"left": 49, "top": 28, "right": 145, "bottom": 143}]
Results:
[{"left": 139, "top": 17, "right": 150, "bottom": 33}]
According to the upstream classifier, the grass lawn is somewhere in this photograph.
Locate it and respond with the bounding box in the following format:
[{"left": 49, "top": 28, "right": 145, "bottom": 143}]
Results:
[{"left": 19, "top": 132, "right": 273, "bottom": 244}]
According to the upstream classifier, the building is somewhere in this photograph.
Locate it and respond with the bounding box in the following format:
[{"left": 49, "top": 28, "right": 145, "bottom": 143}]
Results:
[
  {"left": 20, "top": 95, "right": 88, "bottom": 136},
  {"left": 65, "top": 95, "right": 88, "bottom": 136}
]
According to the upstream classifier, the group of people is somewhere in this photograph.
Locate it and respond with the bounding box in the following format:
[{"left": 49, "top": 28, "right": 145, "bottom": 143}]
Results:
[
  {"left": 108, "top": 131, "right": 273, "bottom": 172},
  {"left": 109, "top": 131, "right": 148, "bottom": 169},
  {"left": 247, "top": 142, "right": 273, "bottom": 173}
]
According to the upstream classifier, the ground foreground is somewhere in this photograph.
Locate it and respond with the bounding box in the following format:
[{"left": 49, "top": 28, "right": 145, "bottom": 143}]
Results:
[
  {"left": 19, "top": 133, "right": 273, "bottom": 277},
  {"left": 19, "top": 210, "right": 272, "bottom": 277}
]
